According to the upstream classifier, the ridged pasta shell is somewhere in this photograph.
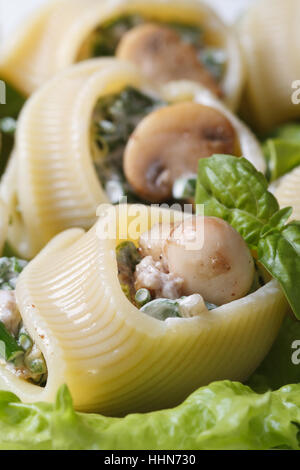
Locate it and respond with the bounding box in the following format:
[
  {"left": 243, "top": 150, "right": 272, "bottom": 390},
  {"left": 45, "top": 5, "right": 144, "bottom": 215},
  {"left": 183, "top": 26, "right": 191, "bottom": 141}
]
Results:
[
  {"left": 274, "top": 166, "right": 300, "bottom": 222},
  {"left": 0, "top": 204, "right": 288, "bottom": 415},
  {"left": 12, "top": 59, "right": 264, "bottom": 258},
  {"left": 238, "top": 0, "right": 300, "bottom": 132},
  {"left": 0, "top": 0, "right": 244, "bottom": 109}
]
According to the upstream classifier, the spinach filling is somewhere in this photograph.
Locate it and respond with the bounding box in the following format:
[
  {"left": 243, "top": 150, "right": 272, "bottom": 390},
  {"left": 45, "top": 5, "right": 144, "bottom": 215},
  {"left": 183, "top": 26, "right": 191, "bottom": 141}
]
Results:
[
  {"left": 0, "top": 257, "right": 27, "bottom": 290},
  {"left": 90, "top": 15, "right": 144, "bottom": 57},
  {"left": 0, "top": 258, "right": 47, "bottom": 386},
  {"left": 116, "top": 241, "right": 142, "bottom": 305},
  {"left": 84, "top": 15, "right": 226, "bottom": 81},
  {"left": 91, "top": 86, "right": 164, "bottom": 203}
]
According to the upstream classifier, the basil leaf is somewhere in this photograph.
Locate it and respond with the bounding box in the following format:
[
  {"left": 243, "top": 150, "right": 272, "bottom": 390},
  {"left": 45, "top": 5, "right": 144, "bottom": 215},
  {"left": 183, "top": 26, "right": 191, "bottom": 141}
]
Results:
[
  {"left": 267, "top": 122, "right": 300, "bottom": 141},
  {"left": 262, "top": 123, "right": 300, "bottom": 181},
  {"left": 196, "top": 155, "right": 279, "bottom": 246},
  {"left": 264, "top": 139, "right": 300, "bottom": 182},
  {"left": 260, "top": 207, "right": 293, "bottom": 237},
  {"left": 258, "top": 222, "right": 300, "bottom": 319}
]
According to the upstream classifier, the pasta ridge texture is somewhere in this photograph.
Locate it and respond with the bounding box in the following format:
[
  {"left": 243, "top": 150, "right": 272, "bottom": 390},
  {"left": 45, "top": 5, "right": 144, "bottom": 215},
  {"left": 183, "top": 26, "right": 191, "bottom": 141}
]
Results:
[{"left": 238, "top": 0, "right": 300, "bottom": 131}]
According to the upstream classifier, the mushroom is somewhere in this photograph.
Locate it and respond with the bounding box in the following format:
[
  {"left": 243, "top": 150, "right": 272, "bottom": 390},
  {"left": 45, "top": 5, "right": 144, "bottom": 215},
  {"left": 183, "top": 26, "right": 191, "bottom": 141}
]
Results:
[
  {"left": 123, "top": 102, "right": 237, "bottom": 202},
  {"left": 163, "top": 216, "right": 255, "bottom": 305},
  {"left": 116, "top": 23, "right": 222, "bottom": 96},
  {"left": 139, "top": 223, "right": 174, "bottom": 261}
]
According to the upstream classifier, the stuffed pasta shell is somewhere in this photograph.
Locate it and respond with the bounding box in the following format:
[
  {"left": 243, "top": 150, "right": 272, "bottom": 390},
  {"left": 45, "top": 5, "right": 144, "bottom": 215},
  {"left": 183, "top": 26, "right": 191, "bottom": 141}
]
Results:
[
  {"left": 0, "top": 204, "right": 288, "bottom": 415},
  {"left": 7, "top": 59, "right": 264, "bottom": 258},
  {"left": 0, "top": 0, "right": 244, "bottom": 109},
  {"left": 238, "top": 0, "right": 300, "bottom": 132}
]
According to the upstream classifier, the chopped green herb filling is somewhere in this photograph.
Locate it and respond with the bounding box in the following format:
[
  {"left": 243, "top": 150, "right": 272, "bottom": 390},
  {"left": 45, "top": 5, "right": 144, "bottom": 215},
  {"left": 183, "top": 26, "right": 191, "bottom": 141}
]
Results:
[
  {"left": 0, "top": 321, "right": 24, "bottom": 362},
  {"left": 91, "top": 15, "right": 144, "bottom": 57},
  {"left": 89, "top": 15, "right": 205, "bottom": 58},
  {"left": 199, "top": 47, "right": 227, "bottom": 81},
  {"left": 0, "top": 257, "right": 28, "bottom": 290},
  {"left": 116, "top": 241, "right": 142, "bottom": 304},
  {"left": 91, "top": 86, "right": 164, "bottom": 203},
  {"left": 86, "top": 15, "right": 224, "bottom": 81}
]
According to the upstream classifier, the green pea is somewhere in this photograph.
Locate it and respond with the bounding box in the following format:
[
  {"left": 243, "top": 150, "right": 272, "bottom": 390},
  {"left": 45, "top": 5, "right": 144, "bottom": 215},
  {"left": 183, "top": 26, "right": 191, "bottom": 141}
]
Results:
[
  {"left": 135, "top": 289, "right": 152, "bottom": 307},
  {"left": 26, "top": 357, "right": 47, "bottom": 375},
  {"left": 141, "top": 299, "right": 181, "bottom": 321},
  {"left": 18, "top": 333, "right": 33, "bottom": 352}
]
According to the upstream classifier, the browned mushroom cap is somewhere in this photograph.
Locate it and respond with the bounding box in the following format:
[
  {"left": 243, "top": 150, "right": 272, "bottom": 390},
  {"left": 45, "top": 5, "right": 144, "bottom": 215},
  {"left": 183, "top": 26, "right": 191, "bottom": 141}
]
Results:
[
  {"left": 123, "top": 102, "right": 237, "bottom": 203},
  {"left": 116, "top": 23, "right": 222, "bottom": 97}
]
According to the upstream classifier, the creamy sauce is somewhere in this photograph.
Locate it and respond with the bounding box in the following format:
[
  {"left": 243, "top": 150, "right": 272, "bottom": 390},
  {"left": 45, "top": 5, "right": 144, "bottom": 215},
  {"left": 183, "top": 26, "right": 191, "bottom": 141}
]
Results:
[
  {"left": 0, "top": 290, "right": 21, "bottom": 336},
  {"left": 134, "top": 255, "right": 183, "bottom": 299}
]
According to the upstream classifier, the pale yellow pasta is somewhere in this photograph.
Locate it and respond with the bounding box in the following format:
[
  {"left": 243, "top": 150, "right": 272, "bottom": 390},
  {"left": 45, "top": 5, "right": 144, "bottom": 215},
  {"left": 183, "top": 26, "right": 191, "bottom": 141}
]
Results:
[
  {"left": 0, "top": 0, "right": 244, "bottom": 109},
  {"left": 238, "top": 0, "right": 300, "bottom": 132},
  {"left": 0, "top": 0, "right": 106, "bottom": 95},
  {"left": 10, "top": 59, "right": 265, "bottom": 258},
  {"left": 0, "top": 204, "right": 288, "bottom": 415},
  {"left": 274, "top": 166, "right": 300, "bottom": 222}
]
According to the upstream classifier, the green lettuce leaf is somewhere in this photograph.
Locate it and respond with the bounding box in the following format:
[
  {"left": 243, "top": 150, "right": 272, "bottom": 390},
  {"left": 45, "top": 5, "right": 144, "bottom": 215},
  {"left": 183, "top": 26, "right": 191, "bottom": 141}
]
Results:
[
  {"left": 1, "top": 316, "right": 300, "bottom": 450},
  {"left": 196, "top": 154, "right": 300, "bottom": 319},
  {"left": 0, "top": 383, "right": 300, "bottom": 450}
]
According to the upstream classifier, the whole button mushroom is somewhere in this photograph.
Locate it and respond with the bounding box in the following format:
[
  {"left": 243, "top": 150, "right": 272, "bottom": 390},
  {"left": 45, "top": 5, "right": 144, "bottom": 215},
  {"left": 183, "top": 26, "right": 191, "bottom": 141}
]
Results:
[
  {"left": 123, "top": 102, "right": 237, "bottom": 202},
  {"left": 139, "top": 223, "right": 174, "bottom": 262},
  {"left": 116, "top": 23, "right": 222, "bottom": 97},
  {"left": 164, "top": 216, "right": 255, "bottom": 305}
]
